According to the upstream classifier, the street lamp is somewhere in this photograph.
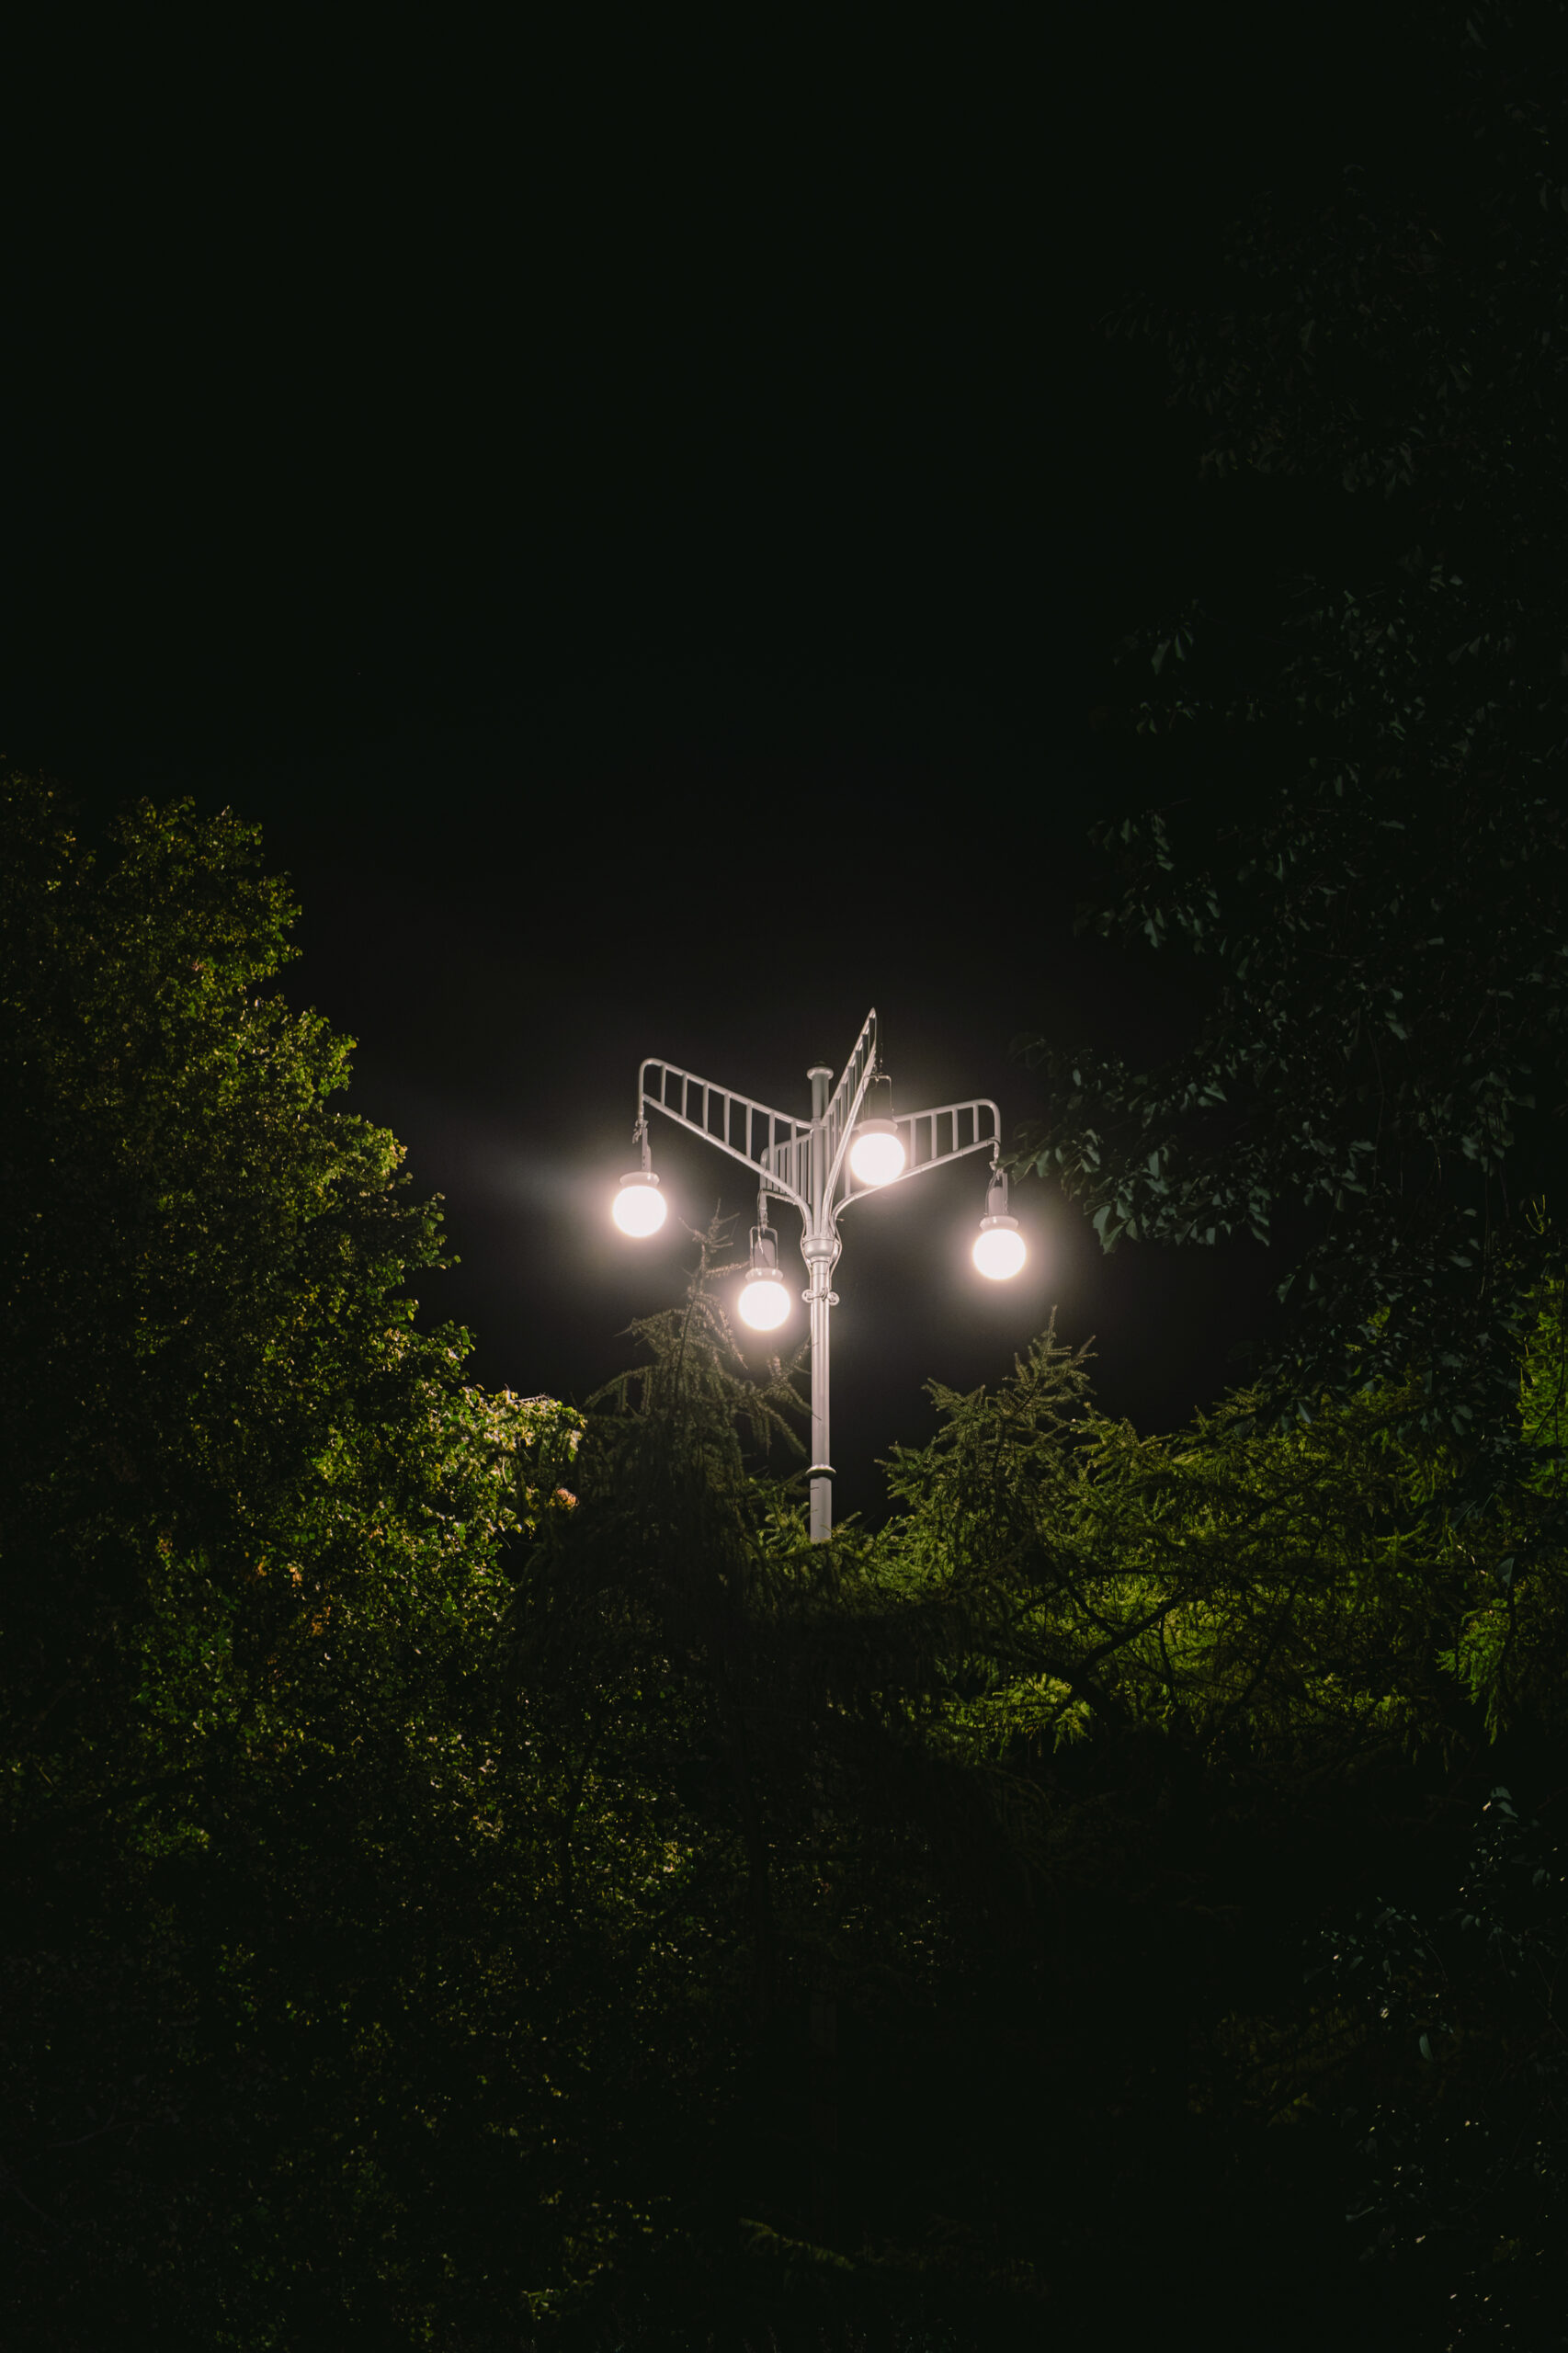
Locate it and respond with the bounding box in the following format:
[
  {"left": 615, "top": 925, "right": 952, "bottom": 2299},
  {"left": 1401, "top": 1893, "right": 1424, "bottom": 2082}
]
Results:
[
  {"left": 736, "top": 1209, "right": 791, "bottom": 1331},
  {"left": 973, "top": 1168, "right": 1027, "bottom": 1279},
  {"left": 611, "top": 1119, "right": 667, "bottom": 1235},
  {"left": 610, "top": 1008, "right": 1022, "bottom": 1541},
  {"left": 846, "top": 1071, "right": 906, "bottom": 1187}
]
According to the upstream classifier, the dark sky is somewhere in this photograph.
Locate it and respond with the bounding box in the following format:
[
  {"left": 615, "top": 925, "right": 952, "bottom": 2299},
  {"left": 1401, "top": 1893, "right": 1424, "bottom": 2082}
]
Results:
[{"left": 5, "top": 14, "right": 1433, "bottom": 1523}]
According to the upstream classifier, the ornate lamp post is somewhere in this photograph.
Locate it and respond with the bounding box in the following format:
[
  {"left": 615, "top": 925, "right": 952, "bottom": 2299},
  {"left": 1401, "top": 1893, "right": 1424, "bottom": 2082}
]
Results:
[{"left": 613, "top": 1008, "right": 1022, "bottom": 1541}]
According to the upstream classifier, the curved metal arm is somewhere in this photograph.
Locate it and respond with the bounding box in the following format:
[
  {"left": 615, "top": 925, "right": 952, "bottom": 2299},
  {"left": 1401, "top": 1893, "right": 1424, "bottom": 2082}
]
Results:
[{"left": 822, "top": 1048, "right": 884, "bottom": 1207}]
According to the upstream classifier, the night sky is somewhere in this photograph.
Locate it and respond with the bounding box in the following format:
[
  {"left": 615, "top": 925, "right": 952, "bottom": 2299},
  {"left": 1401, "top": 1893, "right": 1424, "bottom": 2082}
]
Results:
[{"left": 5, "top": 15, "right": 1433, "bottom": 1525}]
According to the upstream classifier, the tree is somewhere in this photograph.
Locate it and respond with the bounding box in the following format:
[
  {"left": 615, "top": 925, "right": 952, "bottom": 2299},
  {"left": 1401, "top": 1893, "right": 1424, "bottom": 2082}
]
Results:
[
  {"left": 1017, "top": 0, "right": 1568, "bottom": 1549},
  {"left": 0, "top": 777, "right": 605, "bottom": 2344},
  {"left": 1, "top": 774, "right": 460, "bottom": 1762},
  {"left": 863, "top": 1295, "right": 1568, "bottom": 2341},
  {"left": 1303, "top": 1782, "right": 1568, "bottom": 2346},
  {"left": 11, "top": 773, "right": 1566, "bottom": 2347},
  {"left": 0, "top": 787, "right": 1062, "bottom": 2345},
  {"left": 506, "top": 1230, "right": 1035, "bottom": 2316}
]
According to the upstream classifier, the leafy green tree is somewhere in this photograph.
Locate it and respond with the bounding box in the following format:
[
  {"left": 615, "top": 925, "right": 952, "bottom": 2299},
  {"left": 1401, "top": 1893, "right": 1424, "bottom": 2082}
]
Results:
[
  {"left": 2, "top": 773, "right": 459, "bottom": 1763},
  {"left": 0, "top": 783, "right": 1031, "bottom": 2347},
  {"left": 1178, "top": 1774, "right": 1568, "bottom": 2348},
  {"left": 12, "top": 773, "right": 1568, "bottom": 2349},
  {"left": 0, "top": 777, "right": 663, "bottom": 2346},
  {"left": 1018, "top": 0, "right": 1568, "bottom": 1540},
  {"left": 506, "top": 1230, "right": 1038, "bottom": 2327},
  {"left": 881, "top": 1331, "right": 1498, "bottom": 1792},
  {"left": 518, "top": 1250, "right": 1565, "bottom": 2344},
  {"left": 862, "top": 1304, "right": 1568, "bottom": 2340}
]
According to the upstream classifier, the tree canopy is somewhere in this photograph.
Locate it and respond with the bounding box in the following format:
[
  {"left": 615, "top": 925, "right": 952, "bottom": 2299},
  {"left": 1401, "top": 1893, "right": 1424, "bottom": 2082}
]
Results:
[
  {"left": 1018, "top": 0, "right": 1568, "bottom": 1542},
  {"left": 6, "top": 767, "right": 1565, "bottom": 2347}
]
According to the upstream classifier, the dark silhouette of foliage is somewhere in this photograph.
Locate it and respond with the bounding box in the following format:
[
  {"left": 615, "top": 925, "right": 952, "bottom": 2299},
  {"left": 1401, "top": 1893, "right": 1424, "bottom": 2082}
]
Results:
[
  {"left": 1017, "top": 0, "right": 1568, "bottom": 1558},
  {"left": 1304, "top": 1784, "right": 1568, "bottom": 2345},
  {"left": 6, "top": 761, "right": 1568, "bottom": 2351}
]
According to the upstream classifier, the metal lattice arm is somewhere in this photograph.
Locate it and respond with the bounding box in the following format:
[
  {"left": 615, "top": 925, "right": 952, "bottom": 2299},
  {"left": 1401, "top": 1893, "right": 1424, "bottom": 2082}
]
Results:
[
  {"left": 639, "top": 1057, "right": 812, "bottom": 1216},
  {"left": 835, "top": 1097, "right": 1002, "bottom": 1212}
]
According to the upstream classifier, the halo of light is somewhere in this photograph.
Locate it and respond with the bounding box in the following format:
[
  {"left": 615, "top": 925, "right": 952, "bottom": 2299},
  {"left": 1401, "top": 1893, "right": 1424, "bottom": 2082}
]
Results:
[
  {"left": 972, "top": 1219, "right": 1026, "bottom": 1280},
  {"left": 613, "top": 1174, "right": 666, "bottom": 1236},
  {"left": 738, "top": 1271, "right": 791, "bottom": 1331},
  {"left": 848, "top": 1119, "right": 907, "bottom": 1187}
]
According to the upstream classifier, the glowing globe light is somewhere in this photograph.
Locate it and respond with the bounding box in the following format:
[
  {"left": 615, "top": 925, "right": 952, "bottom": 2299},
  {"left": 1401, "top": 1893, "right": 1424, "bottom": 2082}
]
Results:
[
  {"left": 612, "top": 1171, "right": 666, "bottom": 1236},
  {"left": 972, "top": 1217, "right": 1026, "bottom": 1280},
  {"left": 848, "top": 1118, "right": 906, "bottom": 1188},
  {"left": 738, "top": 1269, "right": 791, "bottom": 1331}
]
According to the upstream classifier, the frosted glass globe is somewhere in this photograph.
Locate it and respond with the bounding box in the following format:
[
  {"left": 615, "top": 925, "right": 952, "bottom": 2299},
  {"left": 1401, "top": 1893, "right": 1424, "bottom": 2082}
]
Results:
[
  {"left": 972, "top": 1222, "right": 1026, "bottom": 1280},
  {"left": 738, "top": 1273, "right": 791, "bottom": 1331},
  {"left": 848, "top": 1121, "right": 906, "bottom": 1187},
  {"left": 613, "top": 1176, "right": 666, "bottom": 1236}
]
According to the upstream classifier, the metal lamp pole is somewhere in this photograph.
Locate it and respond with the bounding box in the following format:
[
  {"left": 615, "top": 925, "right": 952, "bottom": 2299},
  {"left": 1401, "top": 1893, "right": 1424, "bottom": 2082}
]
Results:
[{"left": 616, "top": 1008, "right": 1015, "bottom": 1541}]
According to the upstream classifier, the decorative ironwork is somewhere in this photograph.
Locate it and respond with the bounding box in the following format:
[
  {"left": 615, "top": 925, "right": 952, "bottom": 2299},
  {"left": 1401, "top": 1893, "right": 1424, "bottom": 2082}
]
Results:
[{"left": 631, "top": 1011, "right": 1006, "bottom": 1541}]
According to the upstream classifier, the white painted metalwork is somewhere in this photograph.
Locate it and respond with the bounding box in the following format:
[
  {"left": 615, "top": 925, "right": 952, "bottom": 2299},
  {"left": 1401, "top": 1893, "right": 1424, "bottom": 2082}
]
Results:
[
  {"left": 633, "top": 1010, "right": 1004, "bottom": 1542},
  {"left": 836, "top": 1099, "right": 1001, "bottom": 1211},
  {"left": 638, "top": 1056, "right": 812, "bottom": 1215}
]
